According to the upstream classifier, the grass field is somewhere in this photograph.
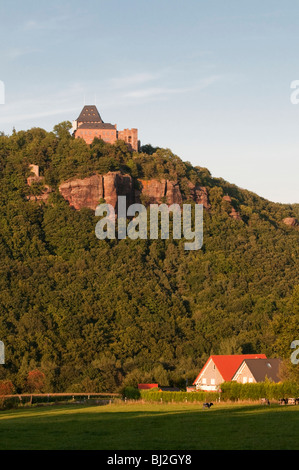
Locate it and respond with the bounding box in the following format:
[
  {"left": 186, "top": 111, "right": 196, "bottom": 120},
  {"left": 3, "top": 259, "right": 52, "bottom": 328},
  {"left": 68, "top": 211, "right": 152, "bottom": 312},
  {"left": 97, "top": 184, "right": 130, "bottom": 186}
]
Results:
[{"left": 0, "top": 401, "right": 298, "bottom": 450}]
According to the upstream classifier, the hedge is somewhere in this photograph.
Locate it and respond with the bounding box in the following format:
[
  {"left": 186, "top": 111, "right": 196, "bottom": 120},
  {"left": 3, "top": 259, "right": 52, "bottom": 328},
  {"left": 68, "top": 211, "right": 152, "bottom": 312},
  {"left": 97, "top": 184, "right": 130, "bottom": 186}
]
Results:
[
  {"left": 140, "top": 391, "right": 218, "bottom": 403},
  {"left": 136, "top": 382, "right": 299, "bottom": 403},
  {"left": 220, "top": 381, "right": 299, "bottom": 401}
]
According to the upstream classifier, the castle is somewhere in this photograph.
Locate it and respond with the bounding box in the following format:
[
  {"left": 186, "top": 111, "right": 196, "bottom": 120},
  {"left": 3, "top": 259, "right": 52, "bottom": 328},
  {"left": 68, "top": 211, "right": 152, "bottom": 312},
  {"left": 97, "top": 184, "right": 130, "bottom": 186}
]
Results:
[{"left": 72, "top": 105, "right": 139, "bottom": 151}]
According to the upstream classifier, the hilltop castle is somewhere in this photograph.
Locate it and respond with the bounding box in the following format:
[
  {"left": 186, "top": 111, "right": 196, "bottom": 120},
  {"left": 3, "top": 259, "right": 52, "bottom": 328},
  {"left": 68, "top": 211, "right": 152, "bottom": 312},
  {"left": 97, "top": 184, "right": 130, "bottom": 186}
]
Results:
[{"left": 72, "top": 105, "right": 139, "bottom": 151}]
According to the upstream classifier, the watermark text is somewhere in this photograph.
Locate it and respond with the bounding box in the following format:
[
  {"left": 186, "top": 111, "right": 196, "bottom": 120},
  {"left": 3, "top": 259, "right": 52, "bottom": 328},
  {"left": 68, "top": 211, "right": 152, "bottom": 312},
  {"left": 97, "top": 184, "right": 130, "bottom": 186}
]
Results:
[{"left": 95, "top": 197, "right": 203, "bottom": 251}]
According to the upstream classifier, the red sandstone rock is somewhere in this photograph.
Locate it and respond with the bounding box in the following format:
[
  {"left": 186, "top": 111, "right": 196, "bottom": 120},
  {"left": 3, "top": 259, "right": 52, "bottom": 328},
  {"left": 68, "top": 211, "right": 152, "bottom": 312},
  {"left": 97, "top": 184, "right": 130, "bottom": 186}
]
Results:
[
  {"left": 165, "top": 181, "right": 183, "bottom": 205},
  {"left": 137, "top": 179, "right": 183, "bottom": 205},
  {"left": 26, "top": 165, "right": 53, "bottom": 203},
  {"left": 230, "top": 207, "right": 242, "bottom": 220},
  {"left": 137, "top": 179, "right": 167, "bottom": 204},
  {"left": 58, "top": 173, "right": 212, "bottom": 212},
  {"left": 103, "top": 172, "right": 134, "bottom": 210},
  {"left": 59, "top": 174, "right": 104, "bottom": 210},
  {"left": 283, "top": 217, "right": 299, "bottom": 227},
  {"left": 222, "top": 195, "right": 242, "bottom": 220},
  {"left": 187, "top": 182, "right": 211, "bottom": 210},
  {"left": 58, "top": 172, "right": 134, "bottom": 211},
  {"left": 27, "top": 187, "right": 52, "bottom": 203}
]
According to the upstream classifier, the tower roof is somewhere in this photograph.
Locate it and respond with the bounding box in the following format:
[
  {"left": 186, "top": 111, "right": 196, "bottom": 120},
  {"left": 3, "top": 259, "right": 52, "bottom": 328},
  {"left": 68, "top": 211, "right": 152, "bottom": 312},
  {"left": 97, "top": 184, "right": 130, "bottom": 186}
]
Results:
[
  {"left": 76, "top": 105, "right": 103, "bottom": 123},
  {"left": 78, "top": 122, "right": 116, "bottom": 130}
]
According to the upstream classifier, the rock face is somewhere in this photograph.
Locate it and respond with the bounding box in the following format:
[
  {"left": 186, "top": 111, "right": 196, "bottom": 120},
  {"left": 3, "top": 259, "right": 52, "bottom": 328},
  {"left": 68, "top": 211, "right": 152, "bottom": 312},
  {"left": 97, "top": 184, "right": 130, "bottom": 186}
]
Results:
[
  {"left": 222, "top": 195, "right": 242, "bottom": 220},
  {"left": 136, "top": 179, "right": 182, "bottom": 205},
  {"left": 29, "top": 165, "right": 214, "bottom": 214},
  {"left": 187, "top": 182, "right": 211, "bottom": 210},
  {"left": 59, "top": 174, "right": 104, "bottom": 210},
  {"left": 283, "top": 217, "right": 299, "bottom": 227},
  {"left": 58, "top": 173, "right": 213, "bottom": 211},
  {"left": 26, "top": 165, "right": 53, "bottom": 203},
  {"left": 59, "top": 172, "right": 134, "bottom": 211},
  {"left": 27, "top": 187, "right": 53, "bottom": 203},
  {"left": 103, "top": 172, "right": 134, "bottom": 210}
]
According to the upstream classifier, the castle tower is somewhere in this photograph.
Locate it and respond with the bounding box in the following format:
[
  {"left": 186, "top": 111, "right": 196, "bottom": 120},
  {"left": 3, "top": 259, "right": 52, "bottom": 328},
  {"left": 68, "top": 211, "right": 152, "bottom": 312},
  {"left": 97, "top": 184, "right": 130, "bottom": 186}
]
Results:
[{"left": 73, "top": 105, "right": 139, "bottom": 151}]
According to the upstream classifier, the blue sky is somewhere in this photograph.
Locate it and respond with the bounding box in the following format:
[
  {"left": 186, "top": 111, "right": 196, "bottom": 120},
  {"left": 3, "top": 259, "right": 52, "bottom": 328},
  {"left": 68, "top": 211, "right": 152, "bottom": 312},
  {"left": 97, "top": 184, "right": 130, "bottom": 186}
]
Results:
[{"left": 0, "top": 0, "right": 299, "bottom": 203}]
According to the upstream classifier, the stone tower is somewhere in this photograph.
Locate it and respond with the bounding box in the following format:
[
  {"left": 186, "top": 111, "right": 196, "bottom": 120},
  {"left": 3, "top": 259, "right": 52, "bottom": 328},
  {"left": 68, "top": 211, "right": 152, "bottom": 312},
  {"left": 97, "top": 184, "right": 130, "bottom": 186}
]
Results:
[{"left": 72, "top": 105, "right": 139, "bottom": 151}]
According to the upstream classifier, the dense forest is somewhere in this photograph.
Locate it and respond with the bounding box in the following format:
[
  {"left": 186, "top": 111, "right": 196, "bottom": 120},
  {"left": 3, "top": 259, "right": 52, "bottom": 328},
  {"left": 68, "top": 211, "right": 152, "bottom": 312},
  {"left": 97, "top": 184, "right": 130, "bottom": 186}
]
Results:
[{"left": 0, "top": 122, "right": 298, "bottom": 393}]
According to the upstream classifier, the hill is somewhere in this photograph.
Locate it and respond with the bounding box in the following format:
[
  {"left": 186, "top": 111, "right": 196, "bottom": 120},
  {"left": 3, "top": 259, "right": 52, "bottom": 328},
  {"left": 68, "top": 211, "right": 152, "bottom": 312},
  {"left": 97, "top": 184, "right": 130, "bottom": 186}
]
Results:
[{"left": 0, "top": 122, "right": 298, "bottom": 392}]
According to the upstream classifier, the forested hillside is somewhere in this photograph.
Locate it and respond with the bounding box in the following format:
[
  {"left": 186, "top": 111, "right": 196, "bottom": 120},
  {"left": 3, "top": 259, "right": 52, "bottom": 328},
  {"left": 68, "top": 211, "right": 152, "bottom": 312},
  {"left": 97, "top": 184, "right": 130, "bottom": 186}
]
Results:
[{"left": 0, "top": 122, "right": 298, "bottom": 392}]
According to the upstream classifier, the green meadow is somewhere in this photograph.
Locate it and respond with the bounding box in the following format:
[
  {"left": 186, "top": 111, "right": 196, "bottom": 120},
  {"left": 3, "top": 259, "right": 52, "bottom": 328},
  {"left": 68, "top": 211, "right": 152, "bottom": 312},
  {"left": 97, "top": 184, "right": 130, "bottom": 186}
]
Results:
[{"left": 0, "top": 401, "right": 298, "bottom": 450}]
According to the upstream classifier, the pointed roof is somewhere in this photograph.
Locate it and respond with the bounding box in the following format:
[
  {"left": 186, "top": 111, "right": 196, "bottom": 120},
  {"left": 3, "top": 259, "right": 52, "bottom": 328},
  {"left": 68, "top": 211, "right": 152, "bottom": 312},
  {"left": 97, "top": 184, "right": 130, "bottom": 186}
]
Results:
[
  {"left": 232, "top": 358, "right": 281, "bottom": 383},
  {"left": 193, "top": 354, "right": 267, "bottom": 384},
  {"left": 76, "top": 105, "right": 103, "bottom": 123}
]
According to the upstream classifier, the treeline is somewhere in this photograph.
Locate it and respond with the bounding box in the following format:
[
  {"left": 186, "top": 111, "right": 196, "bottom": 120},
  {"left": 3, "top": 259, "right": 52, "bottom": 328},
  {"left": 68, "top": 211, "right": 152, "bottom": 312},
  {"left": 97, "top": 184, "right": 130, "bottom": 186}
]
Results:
[{"left": 0, "top": 124, "right": 298, "bottom": 393}]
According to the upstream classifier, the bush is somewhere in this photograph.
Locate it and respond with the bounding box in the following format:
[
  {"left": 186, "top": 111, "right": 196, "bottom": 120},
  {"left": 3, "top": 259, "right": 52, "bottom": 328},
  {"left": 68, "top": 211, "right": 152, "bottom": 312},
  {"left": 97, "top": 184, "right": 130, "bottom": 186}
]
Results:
[
  {"left": 0, "top": 396, "right": 19, "bottom": 410},
  {"left": 121, "top": 387, "right": 141, "bottom": 400},
  {"left": 0, "top": 380, "right": 15, "bottom": 396},
  {"left": 26, "top": 370, "right": 46, "bottom": 393}
]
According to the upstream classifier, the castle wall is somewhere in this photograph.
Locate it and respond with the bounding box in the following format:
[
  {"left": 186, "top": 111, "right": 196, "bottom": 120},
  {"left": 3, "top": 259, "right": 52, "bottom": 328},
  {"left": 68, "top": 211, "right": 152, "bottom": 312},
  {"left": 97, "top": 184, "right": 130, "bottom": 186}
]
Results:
[
  {"left": 117, "top": 128, "right": 138, "bottom": 151},
  {"left": 73, "top": 106, "right": 139, "bottom": 150},
  {"left": 75, "top": 127, "right": 117, "bottom": 145}
]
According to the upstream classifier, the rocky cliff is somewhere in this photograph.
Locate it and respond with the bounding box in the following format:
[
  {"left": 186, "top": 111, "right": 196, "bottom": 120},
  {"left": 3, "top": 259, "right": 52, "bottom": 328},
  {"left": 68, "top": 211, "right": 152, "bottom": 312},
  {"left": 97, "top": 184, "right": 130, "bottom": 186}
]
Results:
[
  {"left": 58, "top": 171, "right": 211, "bottom": 212},
  {"left": 26, "top": 168, "right": 296, "bottom": 227}
]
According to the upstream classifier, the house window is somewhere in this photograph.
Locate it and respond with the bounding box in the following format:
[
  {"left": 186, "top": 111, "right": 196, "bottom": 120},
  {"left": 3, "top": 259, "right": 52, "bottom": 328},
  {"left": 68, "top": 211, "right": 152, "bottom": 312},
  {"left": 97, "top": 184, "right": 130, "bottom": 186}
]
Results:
[
  {"left": 243, "top": 377, "right": 247, "bottom": 383},
  {"left": 249, "top": 378, "right": 253, "bottom": 383},
  {"left": 202, "top": 378, "right": 206, "bottom": 384},
  {"left": 211, "top": 378, "right": 215, "bottom": 385}
]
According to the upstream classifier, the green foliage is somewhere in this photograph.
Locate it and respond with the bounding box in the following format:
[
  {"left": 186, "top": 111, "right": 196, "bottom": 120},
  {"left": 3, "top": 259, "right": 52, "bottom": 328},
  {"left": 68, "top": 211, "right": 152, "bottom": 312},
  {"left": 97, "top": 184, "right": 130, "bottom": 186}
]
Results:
[
  {"left": 220, "top": 381, "right": 299, "bottom": 401},
  {"left": 121, "top": 387, "right": 141, "bottom": 400},
  {"left": 140, "top": 391, "right": 217, "bottom": 403},
  {"left": 0, "top": 124, "right": 298, "bottom": 393}
]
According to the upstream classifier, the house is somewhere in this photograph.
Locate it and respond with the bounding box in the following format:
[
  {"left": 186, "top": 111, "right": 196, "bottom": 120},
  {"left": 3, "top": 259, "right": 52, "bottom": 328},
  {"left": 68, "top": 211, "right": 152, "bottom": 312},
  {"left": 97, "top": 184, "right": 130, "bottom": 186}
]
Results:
[
  {"left": 193, "top": 354, "right": 267, "bottom": 391},
  {"left": 72, "top": 105, "right": 139, "bottom": 151},
  {"left": 186, "top": 386, "right": 196, "bottom": 393},
  {"left": 232, "top": 358, "right": 282, "bottom": 384}
]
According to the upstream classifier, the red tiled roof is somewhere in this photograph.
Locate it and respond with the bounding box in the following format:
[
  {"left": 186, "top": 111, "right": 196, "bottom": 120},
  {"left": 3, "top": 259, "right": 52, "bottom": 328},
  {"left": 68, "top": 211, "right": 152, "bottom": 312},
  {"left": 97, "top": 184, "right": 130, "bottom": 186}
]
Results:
[
  {"left": 138, "top": 383, "right": 158, "bottom": 390},
  {"left": 193, "top": 354, "right": 267, "bottom": 385}
]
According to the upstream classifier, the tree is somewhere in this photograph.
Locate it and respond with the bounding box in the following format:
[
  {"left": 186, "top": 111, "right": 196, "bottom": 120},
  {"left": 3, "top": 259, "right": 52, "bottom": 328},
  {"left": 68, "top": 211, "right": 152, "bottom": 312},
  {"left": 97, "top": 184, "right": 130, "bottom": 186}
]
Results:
[
  {"left": 26, "top": 370, "right": 46, "bottom": 393},
  {"left": 53, "top": 121, "right": 72, "bottom": 140},
  {"left": 0, "top": 380, "right": 15, "bottom": 396}
]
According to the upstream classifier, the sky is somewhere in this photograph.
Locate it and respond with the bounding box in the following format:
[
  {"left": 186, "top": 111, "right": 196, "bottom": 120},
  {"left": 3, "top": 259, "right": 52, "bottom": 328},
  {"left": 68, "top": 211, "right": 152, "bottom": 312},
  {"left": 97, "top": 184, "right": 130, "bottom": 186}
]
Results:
[{"left": 0, "top": 0, "right": 299, "bottom": 204}]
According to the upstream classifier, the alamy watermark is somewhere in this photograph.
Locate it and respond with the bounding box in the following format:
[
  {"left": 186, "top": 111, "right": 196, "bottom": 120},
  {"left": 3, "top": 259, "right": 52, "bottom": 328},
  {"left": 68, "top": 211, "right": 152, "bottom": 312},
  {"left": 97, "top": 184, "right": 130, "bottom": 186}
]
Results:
[
  {"left": 0, "top": 341, "right": 4, "bottom": 364},
  {"left": 290, "top": 340, "right": 299, "bottom": 365},
  {"left": 290, "top": 80, "right": 299, "bottom": 104},
  {"left": 95, "top": 196, "right": 203, "bottom": 251},
  {"left": 0, "top": 81, "right": 4, "bottom": 104}
]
